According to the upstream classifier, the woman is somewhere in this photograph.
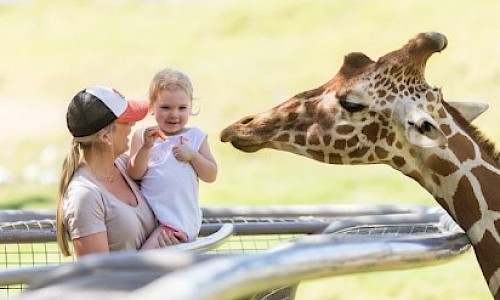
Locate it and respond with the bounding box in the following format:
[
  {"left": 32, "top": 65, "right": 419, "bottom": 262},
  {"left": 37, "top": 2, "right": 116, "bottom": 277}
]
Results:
[{"left": 56, "top": 86, "right": 187, "bottom": 257}]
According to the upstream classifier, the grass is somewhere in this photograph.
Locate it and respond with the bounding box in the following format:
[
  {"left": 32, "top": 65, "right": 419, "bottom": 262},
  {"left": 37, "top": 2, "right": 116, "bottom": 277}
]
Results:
[{"left": 0, "top": 0, "right": 499, "bottom": 299}]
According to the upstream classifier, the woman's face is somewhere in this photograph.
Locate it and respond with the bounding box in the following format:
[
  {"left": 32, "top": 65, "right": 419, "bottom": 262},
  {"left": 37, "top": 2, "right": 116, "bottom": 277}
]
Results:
[
  {"left": 112, "top": 121, "right": 135, "bottom": 155},
  {"left": 152, "top": 89, "right": 191, "bottom": 136}
]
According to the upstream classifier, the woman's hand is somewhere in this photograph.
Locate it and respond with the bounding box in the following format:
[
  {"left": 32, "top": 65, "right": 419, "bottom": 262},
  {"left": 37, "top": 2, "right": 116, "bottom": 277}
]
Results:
[{"left": 140, "top": 226, "right": 188, "bottom": 250}]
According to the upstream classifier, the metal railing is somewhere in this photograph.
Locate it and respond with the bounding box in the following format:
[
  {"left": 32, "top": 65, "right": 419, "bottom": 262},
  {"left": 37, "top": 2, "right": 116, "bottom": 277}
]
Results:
[{"left": 0, "top": 204, "right": 470, "bottom": 300}]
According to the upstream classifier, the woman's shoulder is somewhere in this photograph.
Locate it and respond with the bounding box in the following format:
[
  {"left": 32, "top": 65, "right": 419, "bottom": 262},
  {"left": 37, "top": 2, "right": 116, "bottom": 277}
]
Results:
[
  {"left": 68, "top": 168, "right": 97, "bottom": 190},
  {"left": 65, "top": 170, "right": 103, "bottom": 207}
]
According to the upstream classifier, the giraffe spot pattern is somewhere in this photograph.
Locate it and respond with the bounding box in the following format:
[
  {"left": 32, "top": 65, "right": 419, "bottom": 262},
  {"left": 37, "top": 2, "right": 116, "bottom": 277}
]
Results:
[
  {"left": 440, "top": 124, "right": 452, "bottom": 136},
  {"left": 409, "top": 148, "right": 417, "bottom": 158},
  {"left": 283, "top": 124, "right": 294, "bottom": 131},
  {"left": 308, "top": 133, "right": 321, "bottom": 146},
  {"left": 438, "top": 107, "right": 447, "bottom": 119},
  {"left": 275, "top": 133, "right": 290, "bottom": 142},
  {"left": 473, "top": 230, "right": 500, "bottom": 289},
  {"left": 431, "top": 174, "right": 441, "bottom": 186},
  {"left": 307, "top": 124, "right": 323, "bottom": 146},
  {"left": 307, "top": 149, "right": 325, "bottom": 162},
  {"left": 386, "top": 133, "right": 396, "bottom": 146},
  {"left": 392, "top": 156, "right": 406, "bottom": 168},
  {"left": 318, "top": 111, "right": 334, "bottom": 130},
  {"left": 381, "top": 108, "right": 392, "bottom": 119},
  {"left": 426, "top": 154, "right": 459, "bottom": 176},
  {"left": 334, "top": 139, "right": 347, "bottom": 150},
  {"left": 287, "top": 112, "right": 298, "bottom": 122},
  {"left": 328, "top": 152, "right": 342, "bottom": 164},
  {"left": 323, "top": 135, "right": 332, "bottom": 146},
  {"left": 347, "top": 136, "right": 359, "bottom": 147},
  {"left": 426, "top": 91, "right": 436, "bottom": 102},
  {"left": 471, "top": 166, "right": 500, "bottom": 212},
  {"left": 375, "top": 146, "right": 389, "bottom": 160},
  {"left": 495, "top": 219, "right": 500, "bottom": 244},
  {"left": 362, "top": 122, "right": 380, "bottom": 144},
  {"left": 337, "top": 125, "right": 355, "bottom": 135},
  {"left": 294, "top": 134, "right": 306, "bottom": 146},
  {"left": 408, "top": 170, "right": 424, "bottom": 186},
  {"left": 453, "top": 176, "right": 481, "bottom": 230},
  {"left": 449, "top": 133, "right": 476, "bottom": 163},
  {"left": 435, "top": 197, "right": 450, "bottom": 212},
  {"left": 304, "top": 101, "right": 317, "bottom": 115},
  {"left": 296, "top": 122, "right": 311, "bottom": 132},
  {"left": 380, "top": 128, "right": 388, "bottom": 139},
  {"left": 349, "top": 146, "right": 370, "bottom": 158}
]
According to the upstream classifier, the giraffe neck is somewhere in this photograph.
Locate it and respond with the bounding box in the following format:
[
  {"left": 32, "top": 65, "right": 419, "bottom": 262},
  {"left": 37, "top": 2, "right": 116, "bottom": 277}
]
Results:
[{"left": 403, "top": 128, "right": 500, "bottom": 298}]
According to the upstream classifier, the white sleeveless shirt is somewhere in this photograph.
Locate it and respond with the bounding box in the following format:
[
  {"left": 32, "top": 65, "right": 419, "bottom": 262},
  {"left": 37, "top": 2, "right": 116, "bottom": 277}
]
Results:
[{"left": 140, "top": 127, "right": 206, "bottom": 241}]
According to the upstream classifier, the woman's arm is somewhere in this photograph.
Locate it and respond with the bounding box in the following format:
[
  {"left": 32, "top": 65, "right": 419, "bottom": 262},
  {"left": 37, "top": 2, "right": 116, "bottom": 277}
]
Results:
[
  {"left": 72, "top": 232, "right": 109, "bottom": 257},
  {"left": 72, "top": 226, "right": 188, "bottom": 257}
]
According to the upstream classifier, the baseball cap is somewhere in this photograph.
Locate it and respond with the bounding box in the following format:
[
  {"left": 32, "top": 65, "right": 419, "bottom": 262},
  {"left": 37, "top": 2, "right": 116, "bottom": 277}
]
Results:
[{"left": 67, "top": 86, "right": 149, "bottom": 137}]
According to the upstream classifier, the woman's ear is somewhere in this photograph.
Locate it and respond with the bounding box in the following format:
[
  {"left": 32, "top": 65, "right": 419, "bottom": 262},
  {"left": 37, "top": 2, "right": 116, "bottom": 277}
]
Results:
[{"left": 99, "top": 130, "right": 113, "bottom": 146}]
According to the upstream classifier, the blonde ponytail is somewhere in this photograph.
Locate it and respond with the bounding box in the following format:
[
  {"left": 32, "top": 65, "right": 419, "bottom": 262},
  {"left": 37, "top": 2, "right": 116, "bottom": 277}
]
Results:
[
  {"left": 56, "top": 140, "right": 81, "bottom": 256},
  {"left": 56, "top": 126, "right": 113, "bottom": 256}
]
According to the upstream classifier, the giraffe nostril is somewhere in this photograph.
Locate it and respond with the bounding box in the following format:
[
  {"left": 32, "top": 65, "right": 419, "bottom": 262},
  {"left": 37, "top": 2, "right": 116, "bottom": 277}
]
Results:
[{"left": 241, "top": 116, "right": 254, "bottom": 125}]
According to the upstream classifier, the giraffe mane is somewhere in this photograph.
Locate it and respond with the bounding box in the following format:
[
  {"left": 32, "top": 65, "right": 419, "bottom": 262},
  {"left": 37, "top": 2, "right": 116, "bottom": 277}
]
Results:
[{"left": 443, "top": 101, "right": 500, "bottom": 166}]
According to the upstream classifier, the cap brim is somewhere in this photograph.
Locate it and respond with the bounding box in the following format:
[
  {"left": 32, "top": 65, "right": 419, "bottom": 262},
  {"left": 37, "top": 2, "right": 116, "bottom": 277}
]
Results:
[{"left": 116, "top": 100, "right": 149, "bottom": 122}]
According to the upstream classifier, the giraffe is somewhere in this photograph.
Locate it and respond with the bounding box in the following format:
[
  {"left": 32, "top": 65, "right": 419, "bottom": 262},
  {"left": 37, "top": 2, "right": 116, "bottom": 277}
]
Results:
[{"left": 220, "top": 32, "right": 500, "bottom": 298}]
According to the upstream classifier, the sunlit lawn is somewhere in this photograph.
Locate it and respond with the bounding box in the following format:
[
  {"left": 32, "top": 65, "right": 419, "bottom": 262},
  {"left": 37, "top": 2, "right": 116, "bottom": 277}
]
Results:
[{"left": 0, "top": 0, "right": 499, "bottom": 299}]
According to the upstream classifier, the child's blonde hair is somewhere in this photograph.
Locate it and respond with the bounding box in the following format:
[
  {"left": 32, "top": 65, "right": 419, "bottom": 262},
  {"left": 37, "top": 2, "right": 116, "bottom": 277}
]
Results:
[{"left": 149, "top": 68, "right": 194, "bottom": 106}]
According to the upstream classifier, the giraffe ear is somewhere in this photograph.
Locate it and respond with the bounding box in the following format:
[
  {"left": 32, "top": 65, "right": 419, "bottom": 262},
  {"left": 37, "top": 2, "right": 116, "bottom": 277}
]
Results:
[
  {"left": 405, "top": 108, "right": 447, "bottom": 148},
  {"left": 447, "top": 101, "right": 489, "bottom": 122}
]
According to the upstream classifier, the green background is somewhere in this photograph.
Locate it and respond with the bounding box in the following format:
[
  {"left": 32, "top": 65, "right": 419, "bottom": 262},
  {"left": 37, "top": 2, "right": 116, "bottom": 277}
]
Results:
[{"left": 0, "top": 1, "right": 498, "bottom": 299}]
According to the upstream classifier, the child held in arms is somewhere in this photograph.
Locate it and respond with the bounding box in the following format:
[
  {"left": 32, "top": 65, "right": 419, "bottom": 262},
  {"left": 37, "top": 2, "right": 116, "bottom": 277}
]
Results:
[{"left": 129, "top": 68, "right": 218, "bottom": 242}]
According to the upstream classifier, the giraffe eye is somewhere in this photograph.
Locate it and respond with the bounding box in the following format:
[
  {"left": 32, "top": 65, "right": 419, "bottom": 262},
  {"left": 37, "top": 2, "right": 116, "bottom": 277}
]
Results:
[{"left": 339, "top": 99, "right": 366, "bottom": 113}]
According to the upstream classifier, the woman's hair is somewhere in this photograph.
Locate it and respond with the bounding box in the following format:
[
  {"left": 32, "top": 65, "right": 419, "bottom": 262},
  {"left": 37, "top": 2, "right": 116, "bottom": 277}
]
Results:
[
  {"left": 148, "top": 68, "right": 194, "bottom": 106},
  {"left": 56, "top": 125, "right": 113, "bottom": 256}
]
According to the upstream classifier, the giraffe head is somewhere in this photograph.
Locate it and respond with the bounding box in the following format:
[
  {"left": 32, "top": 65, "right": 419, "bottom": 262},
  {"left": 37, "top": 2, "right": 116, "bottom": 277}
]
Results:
[{"left": 221, "top": 32, "right": 488, "bottom": 170}]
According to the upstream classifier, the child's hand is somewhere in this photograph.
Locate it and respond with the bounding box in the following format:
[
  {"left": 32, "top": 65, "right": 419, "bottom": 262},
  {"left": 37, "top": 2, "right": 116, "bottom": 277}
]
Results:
[
  {"left": 172, "top": 136, "right": 196, "bottom": 162},
  {"left": 142, "top": 126, "right": 167, "bottom": 148}
]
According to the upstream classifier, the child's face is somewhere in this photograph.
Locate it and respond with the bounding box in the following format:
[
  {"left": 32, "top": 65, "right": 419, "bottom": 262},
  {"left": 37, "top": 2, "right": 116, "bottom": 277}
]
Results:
[{"left": 153, "top": 89, "right": 191, "bottom": 135}]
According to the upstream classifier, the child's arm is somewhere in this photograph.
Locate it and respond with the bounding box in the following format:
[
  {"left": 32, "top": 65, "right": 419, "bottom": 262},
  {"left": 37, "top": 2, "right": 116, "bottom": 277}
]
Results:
[
  {"left": 128, "top": 127, "right": 162, "bottom": 180},
  {"left": 173, "top": 136, "right": 218, "bottom": 183}
]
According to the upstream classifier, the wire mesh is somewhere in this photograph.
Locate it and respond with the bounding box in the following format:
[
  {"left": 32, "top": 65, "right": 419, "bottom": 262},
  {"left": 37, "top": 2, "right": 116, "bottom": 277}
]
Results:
[
  {"left": 334, "top": 224, "right": 441, "bottom": 236},
  {"left": 0, "top": 205, "right": 469, "bottom": 300}
]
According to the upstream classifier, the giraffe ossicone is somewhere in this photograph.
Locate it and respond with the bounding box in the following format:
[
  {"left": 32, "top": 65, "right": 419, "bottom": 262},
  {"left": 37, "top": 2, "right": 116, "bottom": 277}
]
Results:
[
  {"left": 221, "top": 32, "right": 500, "bottom": 298},
  {"left": 448, "top": 101, "right": 489, "bottom": 121}
]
